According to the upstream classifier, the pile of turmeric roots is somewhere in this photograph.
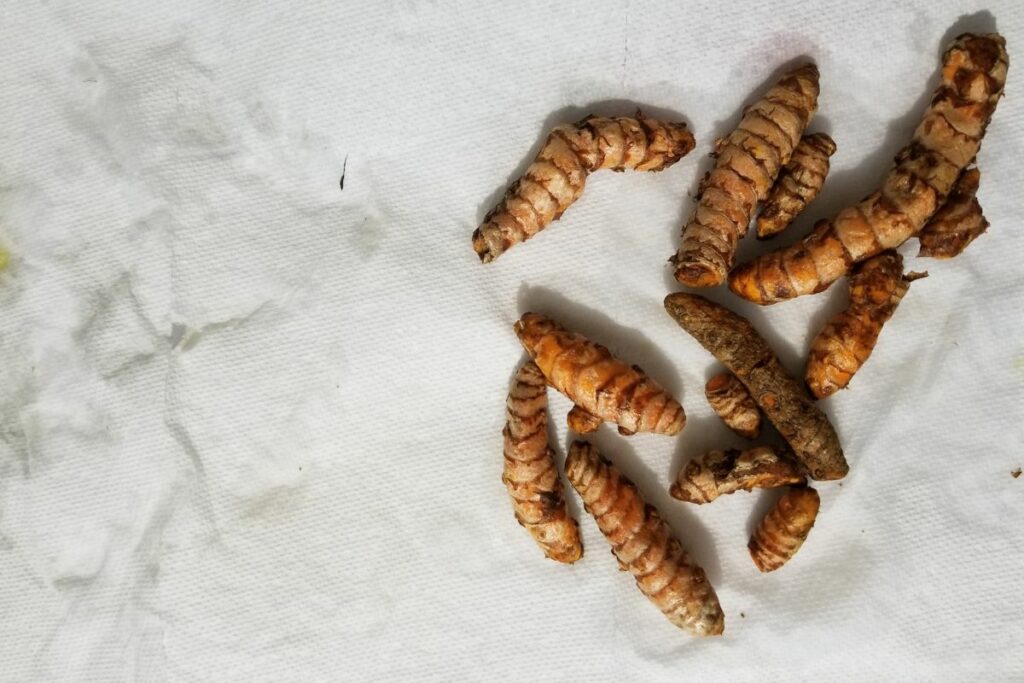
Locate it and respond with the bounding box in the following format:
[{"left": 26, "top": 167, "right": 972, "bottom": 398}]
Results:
[{"left": 481, "top": 33, "right": 1008, "bottom": 637}]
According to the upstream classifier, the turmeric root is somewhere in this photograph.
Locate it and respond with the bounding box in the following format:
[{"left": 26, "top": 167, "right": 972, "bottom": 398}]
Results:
[
  {"left": 664, "top": 293, "right": 847, "bottom": 480},
  {"left": 473, "top": 115, "right": 695, "bottom": 262},
  {"left": 805, "top": 251, "right": 925, "bottom": 399},
  {"left": 918, "top": 166, "right": 988, "bottom": 258},
  {"left": 705, "top": 372, "right": 761, "bottom": 439},
  {"left": 565, "top": 440, "right": 724, "bottom": 636},
  {"left": 728, "top": 33, "right": 1008, "bottom": 304},
  {"left": 502, "top": 361, "right": 583, "bottom": 563},
  {"left": 756, "top": 133, "right": 836, "bottom": 238},
  {"left": 671, "top": 64, "right": 819, "bottom": 287},
  {"left": 670, "top": 446, "right": 804, "bottom": 504},
  {"left": 566, "top": 404, "right": 602, "bottom": 434},
  {"left": 514, "top": 313, "right": 685, "bottom": 436},
  {"left": 748, "top": 486, "right": 820, "bottom": 572}
]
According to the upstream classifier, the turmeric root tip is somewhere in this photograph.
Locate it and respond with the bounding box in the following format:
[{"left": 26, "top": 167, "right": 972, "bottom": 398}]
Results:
[{"left": 918, "top": 166, "right": 988, "bottom": 259}]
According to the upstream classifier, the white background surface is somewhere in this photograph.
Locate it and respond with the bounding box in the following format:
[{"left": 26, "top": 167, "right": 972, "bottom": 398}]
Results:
[{"left": 1, "top": 1, "right": 1022, "bottom": 680}]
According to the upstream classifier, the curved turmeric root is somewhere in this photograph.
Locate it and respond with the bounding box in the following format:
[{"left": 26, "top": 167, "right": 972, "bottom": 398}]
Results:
[
  {"left": 729, "top": 33, "right": 1008, "bottom": 304},
  {"left": 670, "top": 446, "right": 804, "bottom": 504},
  {"left": 474, "top": 115, "right": 695, "bottom": 262},
  {"left": 502, "top": 361, "right": 583, "bottom": 563},
  {"left": 705, "top": 372, "right": 761, "bottom": 439},
  {"left": 756, "top": 133, "right": 836, "bottom": 238},
  {"left": 918, "top": 166, "right": 988, "bottom": 258},
  {"left": 749, "top": 486, "right": 820, "bottom": 572},
  {"left": 671, "top": 64, "right": 819, "bottom": 287},
  {"left": 514, "top": 313, "right": 685, "bottom": 436},
  {"left": 565, "top": 441, "right": 724, "bottom": 636},
  {"left": 664, "top": 293, "right": 846, "bottom": 480},
  {"left": 806, "top": 251, "right": 925, "bottom": 399},
  {"left": 566, "top": 404, "right": 602, "bottom": 434}
]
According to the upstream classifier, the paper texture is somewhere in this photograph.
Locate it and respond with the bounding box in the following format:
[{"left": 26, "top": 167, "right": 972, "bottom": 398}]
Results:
[{"left": 1, "top": 1, "right": 1022, "bottom": 680}]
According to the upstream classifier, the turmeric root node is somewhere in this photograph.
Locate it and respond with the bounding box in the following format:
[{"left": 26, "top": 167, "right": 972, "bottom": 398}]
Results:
[
  {"left": 749, "top": 486, "right": 820, "bottom": 572},
  {"left": 705, "top": 372, "right": 762, "bottom": 439},
  {"left": 728, "top": 33, "right": 1008, "bottom": 304},
  {"left": 756, "top": 133, "right": 836, "bottom": 238},
  {"left": 474, "top": 115, "right": 695, "bottom": 262},
  {"left": 567, "top": 404, "right": 602, "bottom": 434},
  {"left": 514, "top": 313, "right": 685, "bottom": 436},
  {"left": 565, "top": 441, "right": 725, "bottom": 636},
  {"left": 664, "top": 293, "right": 847, "bottom": 480},
  {"left": 805, "top": 251, "right": 924, "bottom": 399},
  {"left": 502, "top": 361, "right": 583, "bottom": 563},
  {"left": 670, "top": 446, "right": 805, "bottom": 504},
  {"left": 672, "top": 64, "right": 819, "bottom": 287},
  {"left": 918, "top": 166, "right": 988, "bottom": 258}
]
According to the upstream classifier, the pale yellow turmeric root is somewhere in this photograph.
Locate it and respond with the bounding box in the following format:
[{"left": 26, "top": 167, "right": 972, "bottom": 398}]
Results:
[
  {"left": 670, "top": 446, "right": 804, "bottom": 504},
  {"left": 705, "top": 372, "right": 761, "bottom": 439}
]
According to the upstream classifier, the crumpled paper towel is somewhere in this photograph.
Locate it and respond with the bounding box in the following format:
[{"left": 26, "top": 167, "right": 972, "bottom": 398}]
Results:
[{"left": 1, "top": 1, "right": 1022, "bottom": 680}]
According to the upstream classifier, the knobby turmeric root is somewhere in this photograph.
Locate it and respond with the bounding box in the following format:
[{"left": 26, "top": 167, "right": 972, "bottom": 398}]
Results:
[
  {"left": 918, "top": 166, "right": 988, "bottom": 258},
  {"left": 502, "top": 361, "right": 583, "bottom": 563},
  {"left": 514, "top": 313, "right": 685, "bottom": 436},
  {"left": 728, "top": 33, "right": 1008, "bottom": 304},
  {"left": 473, "top": 115, "right": 695, "bottom": 262},
  {"left": 664, "top": 293, "right": 847, "bottom": 480},
  {"left": 565, "top": 441, "right": 725, "bottom": 636},
  {"left": 705, "top": 372, "right": 761, "bottom": 439},
  {"left": 670, "top": 446, "right": 804, "bottom": 504},
  {"left": 671, "top": 64, "right": 819, "bottom": 287},
  {"left": 805, "top": 251, "right": 925, "bottom": 399},
  {"left": 756, "top": 133, "right": 836, "bottom": 238},
  {"left": 566, "top": 404, "right": 602, "bottom": 434},
  {"left": 748, "top": 486, "right": 820, "bottom": 572}
]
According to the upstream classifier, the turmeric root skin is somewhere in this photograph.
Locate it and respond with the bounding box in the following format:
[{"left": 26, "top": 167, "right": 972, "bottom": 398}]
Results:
[
  {"left": 805, "top": 251, "right": 923, "bottom": 399},
  {"left": 515, "top": 313, "right": 685, "bottom": 436},
  {"left": 565, "top": 441, "right": 725, "bottom": 636},
  {"left": 749, "top": 486, "right": 820, "bottom": 572},
  {"left": 670, "top": 446, "right": 804, "bottom": 505},
  {"left": 672, "top": 64, "right": 819, "bottom": 287},
  {"left": 664, "top": 293, "right": 847, "bottom": 480},
  {"left": 566, "top": 404, "right": 602, "bottom": 434},
  {"left": 705, "top": 372, "right": 761, "bottom": 439},
  {"left": 502, "top": 361, "right": 583, "bottom": 563},
  {"left": 728, "top": 33, "right": 1008, "bottom": 304},
  {"left": 918, "top": 167, "right": 988, "bottom": 258},
  {"left": 474, "top": 115, "right": 695, "bottom": 262},
  {"left": 756, "top": 133, "right": 836, "bottom": 238}
]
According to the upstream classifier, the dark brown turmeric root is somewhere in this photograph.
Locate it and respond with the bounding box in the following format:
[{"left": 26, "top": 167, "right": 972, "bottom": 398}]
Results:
[
  {"left": 918, "top": 166, "right": 988, "bottom": 258},
  {"left": 749, "top": 486, "right": 820, "bottom": 572},
  {"left": 705, "top": 372, "right": 761, "bottom": 439},
  {"left": 515, "top": 313, "right": 685, "bottom": 436},
  {"left": 670, "top": 446, "right": 804, "bottom": 504},
  {"left": 565, "top": 441, "right": 725, "bottom": 636},
  {"left": 672, "top": 64, "right": 819, "bottom": 287},
  {"left": 756, "top": 133, "right": 836, "bottom": 238},
  {"left": 729, "top": 34, "right": 1008, "bottom": 304},
  {"left": 474, "top": 115, "right": 695, "bottom": 262},
  {"left": 502, "top": 361, "right": 583, "bottom": 563},
  {"left": 664, "top": 293, "right": 847, "bottom": 480},
  {"left": 805, "top": 251, "right": 925, "bottom": 399}
]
